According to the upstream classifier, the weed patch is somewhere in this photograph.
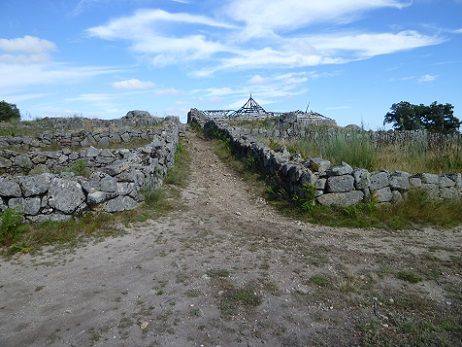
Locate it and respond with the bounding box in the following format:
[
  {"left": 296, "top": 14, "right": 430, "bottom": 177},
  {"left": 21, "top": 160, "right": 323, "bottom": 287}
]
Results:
[
  {"left": 165, "top": 142, "right": 191, "bottom": 188},
  {"left": 0, "top": 208, "right": 27, "bottom": 246},
  {"left": 396, "top": 271, "right": 423, "bottom": 284},
  {"left": 219, "top": 285, "right": 262, "bottom": 318},
  {"left": 63, "top": 159, "right": 89, "bottom": 177},
  {"left": 309, "top": 274, "right": 332, "bottom": 287},
  {"left": 207, "top": 268, "right": 230, "bottom": 279}
]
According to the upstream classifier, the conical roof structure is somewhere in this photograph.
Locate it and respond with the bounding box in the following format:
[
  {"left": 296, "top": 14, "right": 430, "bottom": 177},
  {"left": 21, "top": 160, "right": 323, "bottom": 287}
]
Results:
[{"left": 230, "top": 95, "right": 267, "bottom": 117}]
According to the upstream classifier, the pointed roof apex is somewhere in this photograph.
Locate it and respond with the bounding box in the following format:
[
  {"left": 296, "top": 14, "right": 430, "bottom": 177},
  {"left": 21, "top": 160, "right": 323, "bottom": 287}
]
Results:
[{"left": 231, "top": 95, "right": 267, "bottom": 117}]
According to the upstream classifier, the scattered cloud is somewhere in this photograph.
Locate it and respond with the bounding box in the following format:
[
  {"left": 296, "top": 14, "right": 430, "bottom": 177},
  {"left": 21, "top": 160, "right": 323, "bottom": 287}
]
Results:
[
  {"left": 0, "top": 63, "right": 119, "bottom": 92},
  {"left": 86, "top": 4, "right": 444, "bottom": 75},
  {"left": 389, "top": 73, "right": 439, "bottom": 83},
  {"left": 0, "top": 35, "right": 121, "bottom": 96},
  {"left": 193, "top": 31, "right": 442, "bottom": 76},
  {"left": 87, "top": 8, "right": 234, "bottom": 40},
  {"left": 224, "top": 0, "right": 410, "bottom": 40},
  {"left": 112, "top": 78, "right": 155, "bottom": 90},
  {"left": 87, "top": 9, "right": 234, "bottom": 65},
  {"left": 153, "top": 88, "right": 180, "bottom": 96},
  {"left": 418, "top": 74, "right": 438, "bottom": 83},
  {"left": 0, "top": 35, "right": 56, "bottom": 64},
  {"left": 249, "top": 74, "right": 268, "bottom": 85}
]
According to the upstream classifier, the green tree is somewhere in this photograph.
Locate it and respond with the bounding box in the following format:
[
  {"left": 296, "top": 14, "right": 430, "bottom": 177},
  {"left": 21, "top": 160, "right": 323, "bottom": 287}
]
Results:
[
  {"left": 0, "top": 100, "right": 21, "bottom": 122},
  {"left": 384, "top": 101, "right": 460, "bottom": 134}
]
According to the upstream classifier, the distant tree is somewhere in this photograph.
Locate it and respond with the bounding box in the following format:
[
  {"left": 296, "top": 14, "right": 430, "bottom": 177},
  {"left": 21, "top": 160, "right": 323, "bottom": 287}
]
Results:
[
  {"left": 0, "top": 101, "right": 20, "bottom": 122},
  {"left": 384, "top": 101, "right": 460, "bottom": 134}
]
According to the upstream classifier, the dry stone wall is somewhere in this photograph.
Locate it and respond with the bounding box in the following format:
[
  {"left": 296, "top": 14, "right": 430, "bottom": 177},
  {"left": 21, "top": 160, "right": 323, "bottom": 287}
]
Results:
[
  {"left": 0, "top": 122, "right": 179, "bottom": 222},
  {"left": 0, "top": 126, "right": 175, "bottom": 176},
  {"left": 0, "top": 126, "right": 167, "bottom": 152},
  {"left": 189, "top": 109, "right": 462, "bottom": 207}
]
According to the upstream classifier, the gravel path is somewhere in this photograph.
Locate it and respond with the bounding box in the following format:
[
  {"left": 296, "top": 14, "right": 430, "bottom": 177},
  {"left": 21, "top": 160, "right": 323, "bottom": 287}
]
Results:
[{"left": 1, "top": 130, "right": 461, "bottom": 347}]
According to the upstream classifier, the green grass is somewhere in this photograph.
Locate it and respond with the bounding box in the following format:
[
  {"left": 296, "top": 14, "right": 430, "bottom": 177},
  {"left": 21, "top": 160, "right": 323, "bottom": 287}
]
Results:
[
  {"left": 361, "top": 317, "right": 462, "bottom": 347},
  {"left": 0, "top": 208, "right": 27, "bottom": 246},
  {"left": 206, "top": 268, "right": 230, "bottom": 278},
  {"left": 219, "top": 285, "right": 262, "bottom": 318},
  {"left": 211, "top": 138, "right": 462, "bottom": 230},
  {"left": 264, "top": 131, "right": 462, "bottom": 174},
  {"left": 63, "top": 159, "right": 89, "bottom": 177},
  {"left": 396, "top": 271, "right": 423, "bottom": 284},
  {"left": 0, "top": 138, "right": 191, "bottom": 256},
  {"left": 310, "top": 274, "right": 332, "bottom": 287},
  {"left": 164, "top": 142, "right": 191, "bottom": 188}
]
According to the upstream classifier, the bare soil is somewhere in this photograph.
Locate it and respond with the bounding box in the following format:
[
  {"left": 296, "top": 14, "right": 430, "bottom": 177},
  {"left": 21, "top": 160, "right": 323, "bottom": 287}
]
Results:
[{"left": 0, "top": 130, "right": 461, "bottom": 347}]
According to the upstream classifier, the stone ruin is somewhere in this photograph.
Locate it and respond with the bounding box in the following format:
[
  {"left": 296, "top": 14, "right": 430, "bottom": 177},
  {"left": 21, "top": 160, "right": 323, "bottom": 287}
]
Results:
[{"left": 199, "top": 96, "right": 337, "bottom": 127}]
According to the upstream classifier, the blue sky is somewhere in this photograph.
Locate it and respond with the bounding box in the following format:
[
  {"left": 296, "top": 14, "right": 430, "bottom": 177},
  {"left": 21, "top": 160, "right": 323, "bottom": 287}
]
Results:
[{"left": 0, "top": 0, "right": 461, "bottom": 127}]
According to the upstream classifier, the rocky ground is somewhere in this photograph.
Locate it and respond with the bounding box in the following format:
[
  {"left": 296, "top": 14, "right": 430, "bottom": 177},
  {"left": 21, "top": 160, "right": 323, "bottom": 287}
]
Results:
[{"left": 0, "top": 130, "right": 461, "bottom": 347}]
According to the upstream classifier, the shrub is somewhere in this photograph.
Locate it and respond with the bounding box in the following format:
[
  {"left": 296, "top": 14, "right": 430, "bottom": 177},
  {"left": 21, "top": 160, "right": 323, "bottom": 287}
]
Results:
[
  {"left": 396, "top": 271, "right": 423, "bottom": 283},
  {"left": 141, "top": 184, "right": 164, "bottom": 208},
  {"left": 0, "top": 100, "right": 20, "bottom": 122},
  {"left": 0, "top": 208, "right": 26, "bottom": 245}
]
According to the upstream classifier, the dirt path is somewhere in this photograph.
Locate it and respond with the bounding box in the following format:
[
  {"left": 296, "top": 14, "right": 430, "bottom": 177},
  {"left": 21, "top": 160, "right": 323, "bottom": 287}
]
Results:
[{"left": 1, "top": 130, "right": 461, "bottom": 347}]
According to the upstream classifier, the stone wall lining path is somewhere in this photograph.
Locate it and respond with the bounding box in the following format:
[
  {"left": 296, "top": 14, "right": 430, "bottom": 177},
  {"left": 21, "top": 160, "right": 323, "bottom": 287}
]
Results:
[{"left": 189, "top": 108, "right": 462, "bottom": 206}]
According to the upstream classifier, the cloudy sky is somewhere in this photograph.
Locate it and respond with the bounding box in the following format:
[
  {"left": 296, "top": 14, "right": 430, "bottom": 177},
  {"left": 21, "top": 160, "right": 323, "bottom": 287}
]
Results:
[{"left": 1, "top": 0, "right": 461, "bottom": 127}]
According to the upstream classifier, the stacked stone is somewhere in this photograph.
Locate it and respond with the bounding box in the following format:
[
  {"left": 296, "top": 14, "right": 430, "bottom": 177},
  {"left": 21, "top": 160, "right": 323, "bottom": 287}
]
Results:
[
  {"left": 0, "top": 128, "right": 167, "bottom": 152},
  {"left": 188, "top": 109, "right": 462, "bottom": 207},
  {"left": 0, "top": 125, "right": 179, "bottom": 176},
  {"left": 0, "top": 125, "right": 179, "bottom": 222}
]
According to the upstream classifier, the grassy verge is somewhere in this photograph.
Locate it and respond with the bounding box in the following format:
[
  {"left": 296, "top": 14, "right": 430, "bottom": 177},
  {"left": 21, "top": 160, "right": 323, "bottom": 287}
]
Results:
[
  {"left": 164, "top": 142, "right": 191, "bottom": 188},
  {"left": 0, "top": 138, "right": 191, "bottom": 256},
  {"left": 263, "top": 133, "right": 462, "bottom": 174},
  {"left": 211, "top": 137, "right": 462, "bottom": 230}
]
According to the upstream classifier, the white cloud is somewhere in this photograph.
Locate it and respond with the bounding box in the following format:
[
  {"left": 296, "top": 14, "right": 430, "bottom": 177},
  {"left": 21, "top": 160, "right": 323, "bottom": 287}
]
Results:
[
  {"left": 132, "top": 35, "right": 227, "bottom": 65},
  {"left": 249, "top": 74, "right": 268, "bottom": 85},
  {"left": 87, "top": 8, "right": 234, "bottom": 40},
  {"left": 225, "top": 0, "right": 409, "bottom": 39},
  {"left": 0, "top": 63, "right": 119, "bottom": 92},
  {"left": 0, "top": 35, "right": 56, "bottom": 64},
  {"left": 418, "top": 74, "right": 438, "bottom": 83},
  {"left": 194, "top": 31, "right": 443, "bottom": 76},
  {"left": 154, "top": 88, "right": 180, "bottom": 96},
  {"left": 86, "top": 4, "right": 444, "bottom": 75},
  {"left": 112, "top": 78, "right": 155, "bottom": 90},
  {"left": 0, "top": 35, "right": 56, "bottom": 53},
  {"left": 294, "top": 31, "right": 443, "bottom": 58},
  {"left": 87, "top": 9, "right": 234, "bottom": 65}
]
